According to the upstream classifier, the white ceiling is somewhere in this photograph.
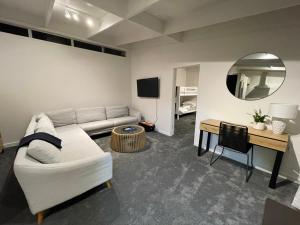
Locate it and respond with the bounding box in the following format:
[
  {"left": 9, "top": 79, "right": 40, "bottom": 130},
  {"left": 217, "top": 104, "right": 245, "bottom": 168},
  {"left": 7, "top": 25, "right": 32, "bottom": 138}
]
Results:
[
  {"left": 0, "top": 0, "right": 300, "bottom": 47},
  {"left": 0, "top": 0, "right": 51, "bottom": 17},
  {"left": 55, "top": 0, "right": 107, "bottom": 19},
  {"left": 146, "top": 0, "right": 225, "bottom": 21}
]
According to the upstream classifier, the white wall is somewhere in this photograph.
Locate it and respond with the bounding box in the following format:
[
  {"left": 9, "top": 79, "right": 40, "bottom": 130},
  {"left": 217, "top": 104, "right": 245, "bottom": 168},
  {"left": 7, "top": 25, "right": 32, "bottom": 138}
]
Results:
[
  {"left": 175, "top": 66, "right": 199, "bottom": 87},
  {"left": 0, "top": 32, "right": 131, "bottom": 146},
  {"left": 175, "top": 68, "right": 186, "bottom": 86},
  {"left": 185, "top": 66, "right": 199, "bottom": 86},
  {"left": 130, "top": 8, "right": 300, "bottom": 182}
]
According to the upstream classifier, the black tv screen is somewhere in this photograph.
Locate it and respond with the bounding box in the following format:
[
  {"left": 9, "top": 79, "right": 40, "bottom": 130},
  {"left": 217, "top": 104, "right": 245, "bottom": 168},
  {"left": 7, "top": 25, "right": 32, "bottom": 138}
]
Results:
[{"left": 137, "top": 77, "right": 159, "bottom": 98}]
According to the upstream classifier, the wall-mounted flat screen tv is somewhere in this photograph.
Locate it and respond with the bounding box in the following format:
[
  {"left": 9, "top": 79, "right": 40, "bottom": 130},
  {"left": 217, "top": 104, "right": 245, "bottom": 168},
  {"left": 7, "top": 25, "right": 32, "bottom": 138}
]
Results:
[{"left": 137, "top": 77, "right": 159, "bottom": 98}]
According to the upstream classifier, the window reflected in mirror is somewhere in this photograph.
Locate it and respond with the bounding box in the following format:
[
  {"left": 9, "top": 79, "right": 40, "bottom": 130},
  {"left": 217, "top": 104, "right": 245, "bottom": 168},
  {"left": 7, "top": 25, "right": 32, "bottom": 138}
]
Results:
[{"left": 227, "top": 53, "right": 286, "bottom": 101}]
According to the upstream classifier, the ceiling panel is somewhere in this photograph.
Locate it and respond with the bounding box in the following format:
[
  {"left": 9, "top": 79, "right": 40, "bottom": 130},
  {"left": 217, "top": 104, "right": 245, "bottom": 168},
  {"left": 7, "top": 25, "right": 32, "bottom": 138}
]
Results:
[
  {"left": 55, "top": 0, "right": 108, "bottom": 19},
  {"left": 1, "top": 0, "right": 300, "bottom": 47},
  {"left": 0, "top": 0, "right": 52, "bottom": 17},
  {"left": 48, "top": 2, "right": 104, "bottom": 38},
  {"left": 146, "top": 0, "right": 225, "bottom": 21},
  {"left": 90, "top": 20, "right": 161, "bottom": 45}
]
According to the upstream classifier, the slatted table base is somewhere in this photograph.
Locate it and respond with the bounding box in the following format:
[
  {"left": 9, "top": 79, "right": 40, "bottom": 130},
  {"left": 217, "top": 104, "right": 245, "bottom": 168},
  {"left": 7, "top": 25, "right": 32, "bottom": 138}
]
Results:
[{"left": 111, "top": 127, "right": 146, "bottom": 153}]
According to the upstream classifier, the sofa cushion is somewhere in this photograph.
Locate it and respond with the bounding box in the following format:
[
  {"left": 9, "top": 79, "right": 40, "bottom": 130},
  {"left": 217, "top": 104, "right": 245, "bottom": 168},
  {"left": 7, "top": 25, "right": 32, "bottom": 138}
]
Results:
[
  {"left": 129, "top": 108, "right": 142, "bottom": 122},
  {"left": 55, "top": 125, "right": 105, "bottom": 162},
  {"left": 46, "top": 108, "right": 77, "bottom": 127},
  {"left": 27, "top": 139, "right": 62, "bottom": 164},
  {"left": 79, "top": 120, "right": 114, "bottom": 132},
  {"left": 76, "top": 107, "right": 106, "bottom": 124},
  {"left": 108, "top": 116, "right": 138, "bottom": 126},
  {"left": 106, "top": 106, "right": 129, "bottom": 119}
]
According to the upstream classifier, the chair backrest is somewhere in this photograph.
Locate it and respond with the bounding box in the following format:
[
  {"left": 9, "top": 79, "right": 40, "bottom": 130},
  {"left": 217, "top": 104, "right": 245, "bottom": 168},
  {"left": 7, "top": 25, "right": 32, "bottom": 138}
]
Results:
[{"left": 218, "top": 121, "right": 249, "bottom": 153}]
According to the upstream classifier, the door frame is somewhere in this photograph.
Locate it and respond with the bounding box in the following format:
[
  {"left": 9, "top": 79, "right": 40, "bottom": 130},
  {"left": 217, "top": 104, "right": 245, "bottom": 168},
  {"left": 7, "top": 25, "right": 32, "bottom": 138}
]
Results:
[{"left": 170, "top": 64, "right": 200, "bottom": 136}]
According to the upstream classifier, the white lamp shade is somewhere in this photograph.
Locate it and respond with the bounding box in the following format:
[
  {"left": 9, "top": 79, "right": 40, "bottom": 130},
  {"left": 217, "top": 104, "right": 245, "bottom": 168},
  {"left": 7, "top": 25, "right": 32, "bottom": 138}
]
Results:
[{"left": 269, "top": 103, "right": 298, "bottom": 119}]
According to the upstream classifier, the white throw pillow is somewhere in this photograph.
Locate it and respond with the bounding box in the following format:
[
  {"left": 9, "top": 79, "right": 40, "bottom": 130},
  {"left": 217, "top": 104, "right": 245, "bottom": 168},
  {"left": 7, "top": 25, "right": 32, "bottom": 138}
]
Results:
[
  {"left": 26, "top": 114, "right": 62, "bottom": 163},
  {"left": 34, "top": 114, "right": 57, "bottom": 137},
  {"left": 27, "top": 139, "right": 62, "bottom": 163},
  {"left": 25, "top": 116, "right": 37, "bottom": 136},
  {"left": 36, "top": 113, "right": 45, "bottom": 122}
]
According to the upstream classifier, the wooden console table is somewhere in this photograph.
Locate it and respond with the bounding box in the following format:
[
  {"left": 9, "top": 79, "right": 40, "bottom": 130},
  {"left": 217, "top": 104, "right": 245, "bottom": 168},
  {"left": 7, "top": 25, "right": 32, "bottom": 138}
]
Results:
[{"left": 198, "top": 119, "right": 289, "bottom": 189}]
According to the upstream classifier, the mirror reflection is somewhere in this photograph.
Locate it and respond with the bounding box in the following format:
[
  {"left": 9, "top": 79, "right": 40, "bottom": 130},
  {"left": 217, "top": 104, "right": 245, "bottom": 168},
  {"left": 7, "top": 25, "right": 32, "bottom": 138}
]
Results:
[{"left": 227, "top": 53, "right": 286, "bottom": 101}]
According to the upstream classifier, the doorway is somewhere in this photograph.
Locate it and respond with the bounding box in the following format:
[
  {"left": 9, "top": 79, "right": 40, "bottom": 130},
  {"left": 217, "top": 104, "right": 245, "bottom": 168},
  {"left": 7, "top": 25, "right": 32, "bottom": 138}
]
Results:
[{"left": 172, "top": 65, "right": 200, "bottom": 137}]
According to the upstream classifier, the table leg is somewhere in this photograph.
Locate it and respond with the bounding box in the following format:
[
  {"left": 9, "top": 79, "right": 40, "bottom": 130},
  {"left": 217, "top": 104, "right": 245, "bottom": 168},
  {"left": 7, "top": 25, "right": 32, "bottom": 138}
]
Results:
[
  {"left": 205, "top": 132, "right": 211, "bottom": 153},
  {"left": 198, "top": 130, "right": 203, "bottom": 156},
  {"left": 269, "top": 151, "right": 284, "bottom": 189}
]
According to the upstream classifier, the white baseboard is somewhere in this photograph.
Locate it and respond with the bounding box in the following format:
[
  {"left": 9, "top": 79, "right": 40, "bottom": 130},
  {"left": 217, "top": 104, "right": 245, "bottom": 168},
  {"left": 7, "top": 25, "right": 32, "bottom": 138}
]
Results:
[
  {"left": 196, "top": 144, "right": 300, "bottom": 184},
  {"left": 4, "top": 141, "right": 18, "bottom": 149},
  {"left": 155, "top": 128, "right": 172, "bottom": 136}
]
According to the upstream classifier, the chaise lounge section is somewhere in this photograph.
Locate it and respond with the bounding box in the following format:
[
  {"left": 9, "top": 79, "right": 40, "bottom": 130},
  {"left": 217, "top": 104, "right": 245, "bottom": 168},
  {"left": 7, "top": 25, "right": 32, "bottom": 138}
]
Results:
[{"left": 14, "top": 105, "right": 141, "bottom": 224}]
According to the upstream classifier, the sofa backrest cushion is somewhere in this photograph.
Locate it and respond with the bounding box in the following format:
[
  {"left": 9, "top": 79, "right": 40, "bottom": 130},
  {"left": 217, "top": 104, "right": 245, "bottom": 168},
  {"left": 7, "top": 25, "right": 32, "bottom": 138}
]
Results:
[
  {"left": 76, "top": 107, "right": 106, "bottom": 124},
  {"left": 46, "top": 108, "right": 77, "bottom": 127},
  {"left": 106, "top": 106, "right": 129, "bottom": 119}
]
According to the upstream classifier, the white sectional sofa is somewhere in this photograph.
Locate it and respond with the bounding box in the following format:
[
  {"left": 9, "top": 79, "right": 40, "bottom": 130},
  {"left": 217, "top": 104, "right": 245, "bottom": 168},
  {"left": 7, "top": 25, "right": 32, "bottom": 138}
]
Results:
[
  {"left": 14, "top": 105, "right": 141, "bottom": 223},
  {"left": 48, "top": 106, "right": 141, "bottom": 136}
]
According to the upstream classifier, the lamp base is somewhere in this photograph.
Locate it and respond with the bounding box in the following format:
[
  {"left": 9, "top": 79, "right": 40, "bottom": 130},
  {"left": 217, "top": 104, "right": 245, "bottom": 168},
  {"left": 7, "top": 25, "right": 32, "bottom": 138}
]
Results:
[{"left": 272, "top": 120, "right": 286, "bottom": 135}]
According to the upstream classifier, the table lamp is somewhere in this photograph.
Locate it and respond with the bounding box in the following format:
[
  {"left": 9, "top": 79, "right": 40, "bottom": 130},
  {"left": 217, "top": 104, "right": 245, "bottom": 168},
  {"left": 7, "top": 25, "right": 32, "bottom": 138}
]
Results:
[{"left": 269, "top": 103, "right": 298, "bottom": 134}]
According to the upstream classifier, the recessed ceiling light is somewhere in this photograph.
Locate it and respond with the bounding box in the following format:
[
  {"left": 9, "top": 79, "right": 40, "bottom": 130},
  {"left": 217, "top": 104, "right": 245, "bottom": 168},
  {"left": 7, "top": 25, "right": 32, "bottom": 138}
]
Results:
[
  {"left": 86, "top": 18, "right": 94, "bottom": 27},
  {"left": 65, "top": 10, "right": 71, "bottom": 19},
  {"left": 72, "top": 13, "right": 79, "bottom": 22}
]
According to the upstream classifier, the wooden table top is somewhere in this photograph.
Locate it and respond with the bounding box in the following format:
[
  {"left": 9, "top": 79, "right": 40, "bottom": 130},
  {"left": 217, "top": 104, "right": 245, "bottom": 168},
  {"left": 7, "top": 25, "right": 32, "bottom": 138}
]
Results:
[{"left": 201, "top": 119, "right": 289, "bottom": 143}]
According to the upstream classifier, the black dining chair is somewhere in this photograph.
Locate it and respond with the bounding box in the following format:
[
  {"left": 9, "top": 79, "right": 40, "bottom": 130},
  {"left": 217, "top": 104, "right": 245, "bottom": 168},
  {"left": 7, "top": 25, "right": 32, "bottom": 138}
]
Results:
[{"left": 210, "top": 121, "right": 254, "bottom": 182}]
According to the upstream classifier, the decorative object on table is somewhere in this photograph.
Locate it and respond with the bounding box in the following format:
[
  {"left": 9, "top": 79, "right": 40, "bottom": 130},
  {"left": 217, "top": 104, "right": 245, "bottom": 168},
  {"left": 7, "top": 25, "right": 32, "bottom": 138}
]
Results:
[
  {"left": 111, "top": 125, "right": 146, "bottom": 153},
  {"left": 139, "top": 121, "right": 155, "bottom": 132},
  {"left": 0, "top": 132, "right": 3, "bottom": 153},
  {"left": 122, "top": 126, "right": 137, "bottom": 132},
  {"left": 249, "top": 109, "right": 268, "bottom": 130},
  {"left": 269, "top": 103, "right": 298, "bottom": 134}
]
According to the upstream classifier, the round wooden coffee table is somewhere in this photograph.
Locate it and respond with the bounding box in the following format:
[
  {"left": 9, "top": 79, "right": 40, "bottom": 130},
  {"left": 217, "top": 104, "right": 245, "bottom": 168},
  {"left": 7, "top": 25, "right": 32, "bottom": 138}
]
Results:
[{"left": 111, "top": 125, "right": 146, "bottom": 153}]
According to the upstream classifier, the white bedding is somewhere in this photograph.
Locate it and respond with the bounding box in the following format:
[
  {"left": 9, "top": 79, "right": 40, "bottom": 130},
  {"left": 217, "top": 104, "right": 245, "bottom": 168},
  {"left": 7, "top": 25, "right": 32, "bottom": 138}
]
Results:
[{"left": 179, "top": 105, "right": 196, "bottom": 114}]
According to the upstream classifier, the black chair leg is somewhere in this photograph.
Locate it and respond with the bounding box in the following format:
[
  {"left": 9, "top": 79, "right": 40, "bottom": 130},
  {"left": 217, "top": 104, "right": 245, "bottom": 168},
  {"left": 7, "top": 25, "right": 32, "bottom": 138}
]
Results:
[
  {"left": 245, "top": 147, "right": 254, "bottom": 182},
  {"left": 210, "top": 145, "right": 224, "bottom": 166},
  {"left": 251, "top": 146, "right": 254, "bottom": 168}
]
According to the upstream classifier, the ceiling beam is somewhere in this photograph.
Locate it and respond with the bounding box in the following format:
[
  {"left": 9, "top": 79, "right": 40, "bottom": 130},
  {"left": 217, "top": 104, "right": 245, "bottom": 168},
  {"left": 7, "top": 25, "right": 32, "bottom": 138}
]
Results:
[
  {"left": 88, "top": 13, "right": 123, "bottom": 38},
  {"left": 166, "top": 32, "right": 184, "bottom": 42},
  {"left": 126, "top": 0, "right": 161, "bottom": 18},
  {"left": 85, "top": 0, "right": 128, "bottom": 18},
  {"left": 44, "top": 0, "right": 55, "bottom": 27},
  {"left": 129, "top": 12, "right": 164, "bottom": 34},
  {"left": 88, "top": 0, "right": 164, "bottom": 41}
]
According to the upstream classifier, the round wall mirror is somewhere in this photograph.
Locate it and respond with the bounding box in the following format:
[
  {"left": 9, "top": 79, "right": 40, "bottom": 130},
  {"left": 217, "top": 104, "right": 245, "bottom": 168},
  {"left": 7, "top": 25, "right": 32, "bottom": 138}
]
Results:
[{"left": 226, "top": 53, "right": 286, "bottom": 101}]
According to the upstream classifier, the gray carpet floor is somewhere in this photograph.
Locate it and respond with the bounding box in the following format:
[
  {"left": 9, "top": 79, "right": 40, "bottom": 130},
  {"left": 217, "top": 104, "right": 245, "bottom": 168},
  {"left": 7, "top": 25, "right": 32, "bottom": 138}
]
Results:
[{"left": 0, "top": 114, "right": 298, "bottom": 225}]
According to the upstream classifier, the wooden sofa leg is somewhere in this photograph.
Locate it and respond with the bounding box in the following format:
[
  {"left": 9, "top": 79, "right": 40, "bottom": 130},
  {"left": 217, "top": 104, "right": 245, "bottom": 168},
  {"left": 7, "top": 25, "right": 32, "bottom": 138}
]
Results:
[
  {"left": 36, "top": 211, "right": 44, "bottom": 225},
  {"left": 106, "top": 180, "right": 112, "bottom": 188}
]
